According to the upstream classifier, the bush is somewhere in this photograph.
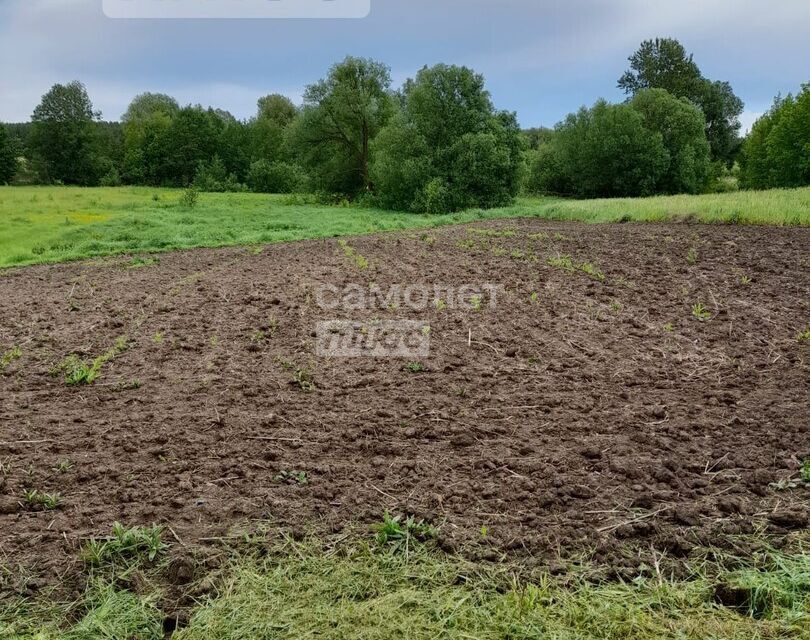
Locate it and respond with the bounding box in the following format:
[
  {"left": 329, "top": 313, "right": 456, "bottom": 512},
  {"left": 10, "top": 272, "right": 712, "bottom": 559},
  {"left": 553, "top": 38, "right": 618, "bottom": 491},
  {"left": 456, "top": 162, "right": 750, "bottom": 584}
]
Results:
[
  {"left": 99, "top": 167, "right": 122, "bottom": 187},
  {"left": 247, "top": 160, "right": 304, "bottom": 193},
  {"left": 179, "top": 186, "right": 199, "bottom": 208},
  {"left": 194, "top": 156, "right": 246, "bottom": 193}
]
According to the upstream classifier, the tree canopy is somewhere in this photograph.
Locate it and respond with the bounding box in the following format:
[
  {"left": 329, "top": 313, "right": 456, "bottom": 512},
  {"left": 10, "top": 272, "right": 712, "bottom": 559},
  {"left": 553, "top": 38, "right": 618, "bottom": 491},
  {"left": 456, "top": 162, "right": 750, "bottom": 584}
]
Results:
[
  {"left": 0, "top": 124, "right": 18, "bottom": 184},
  {"left": 372, "top": 64, "right": 523, "bottom": 212}
]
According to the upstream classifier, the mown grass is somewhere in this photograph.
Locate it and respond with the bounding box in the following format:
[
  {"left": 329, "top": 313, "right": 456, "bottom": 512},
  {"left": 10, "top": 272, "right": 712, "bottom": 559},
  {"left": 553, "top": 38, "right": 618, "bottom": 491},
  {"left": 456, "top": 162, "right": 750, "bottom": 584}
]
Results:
[
  {"left": 1, "top": 185, "right": 809, "bottom": 268},
  {"left": 2, "top": 533, "right": 808, "bottom": 639}
]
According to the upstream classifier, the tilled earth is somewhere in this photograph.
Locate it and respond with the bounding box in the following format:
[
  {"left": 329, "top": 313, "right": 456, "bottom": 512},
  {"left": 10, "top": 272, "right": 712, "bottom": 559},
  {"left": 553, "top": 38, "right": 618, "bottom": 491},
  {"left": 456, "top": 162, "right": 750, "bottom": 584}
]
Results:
[{"left": 1, "top": 220, "right": 809, "bottom": 588}]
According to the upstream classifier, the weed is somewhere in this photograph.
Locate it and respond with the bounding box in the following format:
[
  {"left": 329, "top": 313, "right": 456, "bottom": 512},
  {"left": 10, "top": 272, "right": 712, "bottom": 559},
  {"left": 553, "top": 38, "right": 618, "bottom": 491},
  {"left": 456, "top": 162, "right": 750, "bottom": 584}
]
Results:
[
  {"left": 128, "top": 256, "right": 159, "bottom": 268},
  {"left": 0, "top": 458, "right": 12, "bottom": 475},
  {"left": 547, "top": 255, "right": 605, "bottom": 281},
  {"left": 374, "top": 512, "right": 437, "bottom": 554},
  {"left": 801, "top": 458, "right": 810, "bottom": 482},
  {"left": 292, "top": 365, "right": 315, "bottom": 392},
  {"left": 250, "top": 329, "right": 266, "bottom": 343},
  {"left": 209, "top": 335, "right": 219, "bottom": 348},
  {"left": 421, "top": 325, "right": 431, "bottom": 336},
  {"left": 663, "top": 322, "right": 674, "bottom": 332},
  {"left": 797, "top": 329, "right": 810, "bottom": 344},
  {"left": 509, "top": 249, "right": 525, "bottom": 259},
  {"left": 528, "top": 232, "right": 550, "bottom": 241},
  {"left": 266, "top": 316, "right": 279, "bottom": 337},
  {"left": 24, "top": 489, "right": 61, "bottom": 510},
  {"left": 52, "top": 336, "right": 130, "bottom": 385},
  {"left": 274, "top": 470, "right": 309, "bottom": 486},
  {"left": 151, "top": 193, "right": 160, "bottom": 202},
  {"left": 83, "top": 522, "right": 165, "bottom": 566},
  {"left": 0, "top": 346, "right": 21, "bottom": 372},
  {"left": 53, "top": 459, "right": 73, "bottom": 473},
  {"left": 179, "top": 186, "right": 199, "bottom": 209},
  {"left": 404, "top": 361, "right": 425, "bottom": 373},
  {"left": 151, "top": 332, "right": 163, "bottom": 344},
  {"left": 468, "top": 294, "right": 483, "bottom": 311},
  {"left": 434, "top": 298, "right": 447, "bottom": 311},
  {"left": 338, "top": 239, "right": 369, "bottom": 270},
  {"left": 740, "top": 275, "right": 752, "bottom": 285},
  {"left": 687, "top": 246, "right": 699, "bottom": 265},
  {"left": 609, "top": 300, "right": 622, "bottom": 313},
  {"left": 692, "top": 302, "right": 711, "bottom": 321}
]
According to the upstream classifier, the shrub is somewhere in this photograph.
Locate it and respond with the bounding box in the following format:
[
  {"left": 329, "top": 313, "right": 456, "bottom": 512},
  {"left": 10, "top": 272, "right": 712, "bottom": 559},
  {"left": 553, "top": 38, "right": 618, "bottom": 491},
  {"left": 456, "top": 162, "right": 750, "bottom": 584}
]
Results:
[
  {"left": 247, "top": 159, "right": 304, "bottom": 193},
  {"left": 194, "top": 156, "right": 245, "bottom": 192},
  {"left": 99, "top": 167, "right": 122, "bottom": 187}
]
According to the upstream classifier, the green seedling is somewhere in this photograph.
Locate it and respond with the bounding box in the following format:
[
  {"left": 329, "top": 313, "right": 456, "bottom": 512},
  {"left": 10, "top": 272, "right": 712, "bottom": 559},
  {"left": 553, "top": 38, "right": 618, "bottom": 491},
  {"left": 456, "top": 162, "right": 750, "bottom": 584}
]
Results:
[
  {"left": 801, "top": 458, "right": 810, "bottom": 482},
  {"left": 797, "top": 329, "right": 810, "bottom": 344},
  {"left": 663, "top": 322, "right": 674, "bottom": 332},
  {"left": 24, "top": 489, "right": 61, "bottom": 510},
  {"left": 152, "top": 332, "right": 164, "bottom": 344},
  {"left": 404, "top": 361, "right": 425, "bottom": 373},
  {"left": 692, "top": 302, "right": 711, "bottom": 321},
  {"left": 740, "top": 275, "right": 752, "bottom": 285},
  {"left": 52, "top": 336, "right": 130, "bottom": 385},
  {"left": 529, "top": 291, "right": 539, "bottom": 304},
  {"left": 83, "top": 522, "right": 165, "bottom": 566},
  {"left": 0, "top": 346, "right": 22, "bottom": 372},
  {"left": 53, "top": 459, "right": 73, "bottom": 473},
  {"left": 468, "top": 294, "right": 483, "bottom": 311},
  {"left": 374, "top": 512, "right": 437, "bottom": 554},
  {"left": 434, "top": 298, "right": 447, "bottom": 311},
  {"left": 686, "top": 246, "right": 698, "bottom": 265},
  {"left": 338, "top": 239, "right": 369, "bottom": 270},
  {"left": 274, "top": 470, "right": 309, "bottom": 486}
]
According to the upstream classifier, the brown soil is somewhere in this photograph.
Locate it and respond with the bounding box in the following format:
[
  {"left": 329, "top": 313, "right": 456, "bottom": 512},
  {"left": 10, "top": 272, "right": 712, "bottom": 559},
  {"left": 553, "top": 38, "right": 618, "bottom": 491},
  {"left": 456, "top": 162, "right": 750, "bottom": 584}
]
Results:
[{"left": 1, "top": 220, "right": 809, "bottom": 588}]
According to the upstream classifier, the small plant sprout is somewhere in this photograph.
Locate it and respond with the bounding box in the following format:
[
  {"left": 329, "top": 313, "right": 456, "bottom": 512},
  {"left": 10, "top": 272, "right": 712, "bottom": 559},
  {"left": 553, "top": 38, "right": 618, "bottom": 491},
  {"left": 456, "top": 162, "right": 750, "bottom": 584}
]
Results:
[
  {"left": 24, "top": 489, "right": 61, "bottom": 510},
  {"left": 0, "top": 346, "right": 22, "bottom": 372},
  {"left": 686, "top": 246, "right": 698, "bottom": 265},
  {"left": 663, "top": 322, "right": 674, "bottom": 332},
  {"left": 54, "top": 459, "right": 73, "bottom": 473},
  {"left": 469, "top": 294, "right": 483, "bottom": 311},
  {"left": 421, "top": 325, "right": 431, "bottom": 336},
  {"left": 801, "top": 458, "right": 810, "bottom": 482},
  {"left": 250, "top": 329, "right": 266, "bottom": 343},
  {"left": 404, "top": 361, "right": 425, "bottom": 373},
  {"left": 740, "top": 274, "right": 752, "bottom": 285},
  {"left": 152, "top": 332, "right": 164, "bottom": 344},
  {"left": 292, "top": 365, "right": 315, "bottom": 392},
  {"left": 692, "top": 303, "right": 711, "bottom": 321},
  {"left": 83, "top": 522, "right": 165, "bottom": 566},
  {"left": 434, "top": 298, "right": 447, "bottom": 311},
  {"left": 52, "top": 336, "right": 130, "bottom": 385},
  {"left": 529, "top": 291, "right": 539, "bottom": 304},
  {"left": 338, "top": 239, "right": 369, "bottom": 270},
  {"left": 609, "top": 300, "right": 622, "bottom": 313},
  {"left": 274, "top": 470, "right": 309, "bottom": 485},
  {"left": 797, "top": 329, "right": 810, "bottom": 344},
  {"left": 373, "top": 512, "right": 437, "bottom": 554}
]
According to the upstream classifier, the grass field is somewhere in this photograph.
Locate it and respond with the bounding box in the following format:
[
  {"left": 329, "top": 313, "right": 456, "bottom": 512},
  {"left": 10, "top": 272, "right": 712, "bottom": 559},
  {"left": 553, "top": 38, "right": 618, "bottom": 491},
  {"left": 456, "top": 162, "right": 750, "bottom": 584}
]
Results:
[
  {"left": 1, "top": 185, "right": 809, "bottom": 268},
  {"left": 3, "top": 530, "right": 808, "bottom": 639}
]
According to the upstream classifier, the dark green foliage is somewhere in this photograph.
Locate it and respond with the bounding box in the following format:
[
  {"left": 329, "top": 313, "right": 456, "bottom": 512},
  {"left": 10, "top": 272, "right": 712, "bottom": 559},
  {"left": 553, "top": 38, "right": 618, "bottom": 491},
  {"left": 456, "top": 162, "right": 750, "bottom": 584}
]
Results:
[
  {"left": 531, "top": 100, "right": 669, "bottom": 198},
  {"left": 630, "top": 89, "right": 711, "bottom": 193},
  {"left": 247, "top": 159, "right": 303, "bottom": 193},
  {"left": 29, "top": 81, "right": 101, "bottom": 185},
  {"left": 0, "top": 124, "right": 18, "bottom": 184},
  {"left": 741, "top": 85, "right": 810, "bottom": 189},
  {"left": 619, "top": 38, "right": 743, "bottom": 165},
  {"left": 289, "top": 56, "right": 394, "bottom": 196},
  {"left": 194, "top": 155, "right": 245, "bottom": 192},
  {"left": 372, "top": 64, "right": 523, "bottom": 212}
]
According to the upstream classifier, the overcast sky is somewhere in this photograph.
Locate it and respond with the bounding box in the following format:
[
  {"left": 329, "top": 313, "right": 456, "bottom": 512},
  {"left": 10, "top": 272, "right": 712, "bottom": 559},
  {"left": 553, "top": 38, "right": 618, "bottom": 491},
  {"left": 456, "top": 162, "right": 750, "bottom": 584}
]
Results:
[{"left": 1, "top": 0, "right": 808, "bottom": 131}]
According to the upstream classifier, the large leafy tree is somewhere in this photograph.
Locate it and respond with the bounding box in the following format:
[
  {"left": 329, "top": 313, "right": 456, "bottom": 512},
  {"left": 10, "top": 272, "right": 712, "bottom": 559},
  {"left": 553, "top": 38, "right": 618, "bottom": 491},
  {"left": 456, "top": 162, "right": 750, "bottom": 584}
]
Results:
[
  {"left": 289, "top": 56, "right": 393, "bottom": 195},
  {"left": 532, "top": 100, "right": 669, "bottom": 198},
  {"left": 741, "top": 85, "right": 810, "bottom": 189},
  {"left": 619, "top": 38, "right": 743, "bottom": 165},
  {"left": 29, "top": 81, "right": 100, "bottom": 185},
  {"left": 372, "top": 64, "right": 523, "bottom": 212},
  {"left": 0, "top": 125, "right": 18, "bottom": 184},
  {"left": 250, "top": 94, "right": 297, "bottom": 163},
  {"left": 122, "top": 93, "right": 179, "bottom": 185},
  {"left": 630, "top": 88, "right": 710, "bottom": 194},
  {"left": 164, "top": 106, "right": 223, "bottom": 186}
]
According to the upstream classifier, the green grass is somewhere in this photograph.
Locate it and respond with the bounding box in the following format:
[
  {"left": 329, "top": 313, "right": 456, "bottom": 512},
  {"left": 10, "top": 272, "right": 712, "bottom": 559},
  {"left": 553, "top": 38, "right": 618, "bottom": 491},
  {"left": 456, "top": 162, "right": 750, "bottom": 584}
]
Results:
[
  {"left": 2, "top": 535, "right": 807, "bottom": 639},
  {"left": 1, "top": 185, "right": 809, "bottom": 268}
]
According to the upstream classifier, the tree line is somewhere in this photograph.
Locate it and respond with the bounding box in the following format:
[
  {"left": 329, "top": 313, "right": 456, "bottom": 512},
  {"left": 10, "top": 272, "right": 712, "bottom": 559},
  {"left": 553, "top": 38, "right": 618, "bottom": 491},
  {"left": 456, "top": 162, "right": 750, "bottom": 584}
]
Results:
[{"left": 1, "top": 38, "right": 808, "bottom": 210}]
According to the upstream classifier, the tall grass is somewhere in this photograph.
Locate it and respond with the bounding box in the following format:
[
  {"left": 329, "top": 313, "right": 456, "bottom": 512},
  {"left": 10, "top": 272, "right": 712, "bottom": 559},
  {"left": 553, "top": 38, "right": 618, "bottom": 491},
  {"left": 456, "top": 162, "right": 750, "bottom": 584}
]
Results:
[{"left": 1, "top": 185, "right": 809, "bottom": 269}]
